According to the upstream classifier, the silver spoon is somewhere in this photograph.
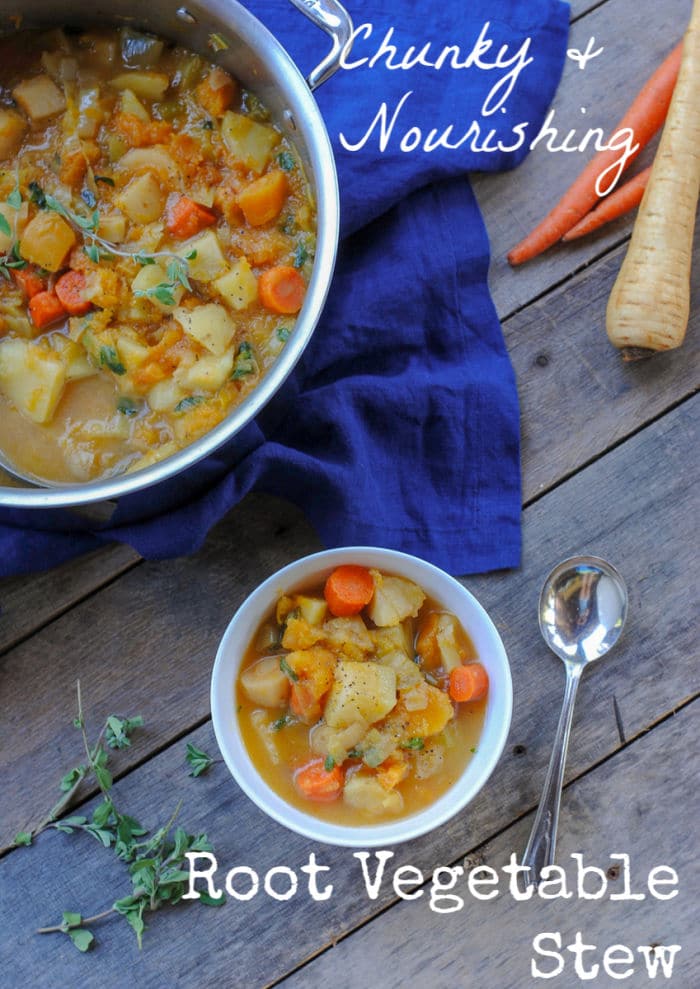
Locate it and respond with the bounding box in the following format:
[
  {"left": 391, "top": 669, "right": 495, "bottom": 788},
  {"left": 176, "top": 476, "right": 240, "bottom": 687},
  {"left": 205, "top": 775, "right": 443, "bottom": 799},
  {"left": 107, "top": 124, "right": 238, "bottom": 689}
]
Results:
[{"left": 521, "top": 555, "right": 628, "bottom": 886}]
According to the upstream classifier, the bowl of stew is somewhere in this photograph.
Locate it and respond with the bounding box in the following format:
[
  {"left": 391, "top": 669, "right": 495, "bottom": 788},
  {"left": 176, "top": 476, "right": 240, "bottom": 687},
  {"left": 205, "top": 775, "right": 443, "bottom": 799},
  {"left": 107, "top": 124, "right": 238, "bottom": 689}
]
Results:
[
  {"left": 211, "top": 547, "right": 513, "bottom": 847},
  {"left": 0, "top": 0, "right": 349, "bottom": 513}
]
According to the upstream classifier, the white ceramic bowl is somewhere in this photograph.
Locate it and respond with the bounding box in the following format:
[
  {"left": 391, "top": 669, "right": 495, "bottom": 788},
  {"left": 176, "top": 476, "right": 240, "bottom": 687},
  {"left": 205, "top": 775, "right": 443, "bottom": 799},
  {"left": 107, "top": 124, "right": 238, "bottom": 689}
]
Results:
[{"left": 211, "top": 547, "right": 513, "bottom": 847}]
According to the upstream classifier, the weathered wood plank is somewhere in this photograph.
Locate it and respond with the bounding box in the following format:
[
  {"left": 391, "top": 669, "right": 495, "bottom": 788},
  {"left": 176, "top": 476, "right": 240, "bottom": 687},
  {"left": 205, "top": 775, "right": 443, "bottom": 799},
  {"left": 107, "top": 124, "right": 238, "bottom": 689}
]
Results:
[
  {"left": 0, "top": 396, "right": 696, "bottom": 869},
  {"left": 283, "top": 702, "right": 699, "bottom": 989},
  {"left": 474, "top": 0, "right": 693, "bottom": 320},
  {"left": 509, "top": 237, "right": 700, "bottom": 503},
  {"left": 0, "top": 543, "right": 140, "bottom": 655}
]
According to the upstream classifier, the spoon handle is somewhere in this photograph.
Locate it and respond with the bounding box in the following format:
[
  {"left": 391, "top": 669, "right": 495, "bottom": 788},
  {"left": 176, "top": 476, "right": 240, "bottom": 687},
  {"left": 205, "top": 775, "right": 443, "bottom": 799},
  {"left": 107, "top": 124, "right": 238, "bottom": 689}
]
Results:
[{"left": 521, "top": 664, "right": 583, "bottom": 884}]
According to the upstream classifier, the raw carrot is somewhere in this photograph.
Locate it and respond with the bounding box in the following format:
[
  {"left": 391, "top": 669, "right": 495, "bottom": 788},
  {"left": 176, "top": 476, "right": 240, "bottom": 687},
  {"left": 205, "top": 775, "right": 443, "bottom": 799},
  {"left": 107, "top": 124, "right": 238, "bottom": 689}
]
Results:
[
  {"left": 448, "top": 663, "right": 489, "bottom": 703},
  {"left": 55, "top": 270, "right": 92, "bottom": 316},
  {"left": 293, "top": 758, "right": 344, "bottom": 802},
  {"left": 28, "top": 290, "right": 67, "bottom": 329},
  {"left": 563, "top": 166, "right": 651, "bottom": 241},
  {"left": 258, "top": 265, "right": 307, "bottom": 315},
  {"left": 324, "top": 565, "right": 375, "bottom": 617},
  {"left": 607, "top": 1, "right": 700, "bottom": 357},
  {"left": 11, "top": 264, "right": 47, "bottom": 299},
  {"left": 508, "top": 41, "right": 683, "bottom": 266},
  {"left": 165, "top": 195, "right": 217, "bottom": 239}
]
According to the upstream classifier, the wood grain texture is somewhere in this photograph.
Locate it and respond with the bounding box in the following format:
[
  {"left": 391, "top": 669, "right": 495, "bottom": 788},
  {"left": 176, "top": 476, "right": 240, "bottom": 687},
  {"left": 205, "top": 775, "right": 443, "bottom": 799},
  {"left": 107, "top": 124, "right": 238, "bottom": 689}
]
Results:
[
  {"left": 0, "top": 401, "right": 697, "bottom": 989},
  {"left": 283, "top": 702, "right": 699, "bottom": 989},
  {"left": 0, "top": 543, "right": 140, "bottom": 655},
  {"left": 508, "top": 237, "right": 700, "bottom": 503},
  {"left": 474, "top": 0, "right": 694, "bottom": 319}
]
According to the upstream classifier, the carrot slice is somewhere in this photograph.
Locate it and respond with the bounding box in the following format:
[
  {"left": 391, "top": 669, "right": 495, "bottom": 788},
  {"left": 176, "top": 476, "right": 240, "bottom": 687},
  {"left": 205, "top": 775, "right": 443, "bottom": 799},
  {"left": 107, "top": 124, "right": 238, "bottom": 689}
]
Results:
[
  {"left": 11, "top": 264, "right": 47, "bottom": 299},
  {"left": 28, "top": 290, "right": 67, "bottom": 329},
  {"left": 55, "top": 270, "right": 92, "bottom": 316},
  {"left": 293, "top": 758, "right": 344, "bottom": 802},
  {"left": 324, "top": 565, "right": 375, "bottom": 617},
  {"left": 166, "top": 196, "right": 217, "bottom": 240},
  {"left": 448, "top": 663, "right": 489, "bottom": 703},
  {"left": 507, "top": 41, "right": 683, "bottom": 265},
  {"left": 563, "top": 167, "right": 651, "bottom": 241},
  {"left": 258, "top": 265, "right": 306, "bottom": 314}
]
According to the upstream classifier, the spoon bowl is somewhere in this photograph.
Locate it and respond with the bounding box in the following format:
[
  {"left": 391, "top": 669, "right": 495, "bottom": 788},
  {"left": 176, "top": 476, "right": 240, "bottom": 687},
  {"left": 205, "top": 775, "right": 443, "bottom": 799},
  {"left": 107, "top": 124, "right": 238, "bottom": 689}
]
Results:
[{"left": 522, "top": 555, "right": 628, "bottom": 885}]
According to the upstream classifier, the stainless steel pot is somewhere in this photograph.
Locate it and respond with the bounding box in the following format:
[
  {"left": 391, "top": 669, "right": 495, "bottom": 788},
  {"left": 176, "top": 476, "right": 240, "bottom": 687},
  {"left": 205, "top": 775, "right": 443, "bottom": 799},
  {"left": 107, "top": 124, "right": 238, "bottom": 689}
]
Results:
[{"left": 0, "top": 0, "right": 351, "bottom": 518}]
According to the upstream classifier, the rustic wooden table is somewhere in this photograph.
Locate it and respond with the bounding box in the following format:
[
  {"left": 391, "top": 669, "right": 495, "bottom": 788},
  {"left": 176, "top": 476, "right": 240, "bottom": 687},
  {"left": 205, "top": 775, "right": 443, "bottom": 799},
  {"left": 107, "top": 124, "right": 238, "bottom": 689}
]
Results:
[{"left": 1, "top": 0, "right": 698, "bottom": 986}]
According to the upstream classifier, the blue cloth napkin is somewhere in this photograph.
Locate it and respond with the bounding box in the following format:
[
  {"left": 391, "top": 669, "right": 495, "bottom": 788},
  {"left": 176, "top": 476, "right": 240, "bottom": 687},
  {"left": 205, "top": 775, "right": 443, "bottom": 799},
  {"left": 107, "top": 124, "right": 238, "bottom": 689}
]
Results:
[{"left": 0, "top": 0, "right": 569, "bottom": 577}]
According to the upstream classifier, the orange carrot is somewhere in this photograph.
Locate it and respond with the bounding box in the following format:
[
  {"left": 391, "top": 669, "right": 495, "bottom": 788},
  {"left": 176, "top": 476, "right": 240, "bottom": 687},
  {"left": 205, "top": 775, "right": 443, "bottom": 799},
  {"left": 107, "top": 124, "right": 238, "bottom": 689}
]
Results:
[
  {"left": 258, "top": 265, "right": 307, "bottom": 315},
  {"left": 166, "top": 195, "right": 217, "bottom": 239},
  {"left": 11, "top": 264, "right": 47, "bottom": 299},
  {"left": 293, "top": 758, "right": 344, "bottom": 802},
  {"left": 55, "top": 270, "right": 92, "bottom": 315},
  {"left": 508, "top": 42, "right": 683, "bottom": 265},
  {"left": 324, "top": 565, "right": 375, "bottom": 617},
  {"left": 28, "top": 290, "right": 67, "bottom": 329},
  {"left": 448, "top": 663, "right": 489, "bottom": 703},
  {"left": 563, "top": 166, "right": 651, "bottom": 241}
]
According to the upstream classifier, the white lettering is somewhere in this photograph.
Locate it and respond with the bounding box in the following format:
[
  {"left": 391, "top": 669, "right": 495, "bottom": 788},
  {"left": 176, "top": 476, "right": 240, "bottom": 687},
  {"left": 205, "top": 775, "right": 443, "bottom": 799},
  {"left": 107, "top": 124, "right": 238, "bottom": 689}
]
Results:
[
  {"left": 392, "top": 865, "right": 424, "bottom": 900},
  {"left": 353, "top": 850, "right": 394, "bottom": 900},
  {"left": 603, "top": 945, "right": 635, "bottom": 980},
  {"left": 300, "top": 852, "right": 334, "bottom": 901},
  {"left": 647, "top": 866, "right": 679, "bottom": 901},
  {"left": 567, "top": 931, "right": 600, "bottom": 981},
  {"left": 429, "top": 866, "right": 464, "bottom": 914},
  {"left": 638, "top": 945, "right": 681, "bottom": 978},
  {"left": 264, "top": 866, "right": 298, "bottom": 902},
  {"left": 571, "top": 852, "right": 607, "bottom": 900},
  {"left": 225, "top": 866, "right": 259, "bottom": 901},
  {"left": 466, "top": 865, "right": 499, "bottom": 901},
  {"left": 532, "top": 932, "right": 565, "bottom": 979},
  {"left": 182, "top": 851, "right": 222, "bottom": 900},
  {"left": 609, "top": 854, "right": 645, "bottom": 901}
]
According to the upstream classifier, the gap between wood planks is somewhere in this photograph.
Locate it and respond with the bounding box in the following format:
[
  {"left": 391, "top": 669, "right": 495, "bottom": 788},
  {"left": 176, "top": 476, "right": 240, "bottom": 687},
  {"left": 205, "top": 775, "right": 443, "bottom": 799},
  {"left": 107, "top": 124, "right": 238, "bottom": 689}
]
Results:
[{"left": 265, "top": 691, "right": 699, "bottom": 989}]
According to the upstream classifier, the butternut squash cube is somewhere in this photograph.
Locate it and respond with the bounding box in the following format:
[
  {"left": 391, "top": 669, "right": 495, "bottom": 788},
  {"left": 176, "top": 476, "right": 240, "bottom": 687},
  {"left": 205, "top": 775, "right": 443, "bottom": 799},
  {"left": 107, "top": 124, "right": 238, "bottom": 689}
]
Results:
[
  {"left": 0, "top": 338, "right": 65, "bottom": 423},
  {"left": 19, "top": 211, "right": 76, "bottom": 272},
  {"left": 173, "top": 302, "right": 235, "bottom": 356},
  {"left": 221, "top": 111, "right": 280, "bottom": 174},
  {"left": 116, "top": 172, "right": 164, "bottom": 224},
  {"left": 213, "top": 258, "right": 258, "bottom": 311},
  {"left": 12, "top": 74, "right": 66, "bottom": 122},
  {"left": 324, "top": 661, "right": 397, "bottom": 729},
  {"left": 0, "top": 108, "right": 27, "bottom": 160},
  {"left": 238, "top": 170, "right": 288, "bottom": 226}
]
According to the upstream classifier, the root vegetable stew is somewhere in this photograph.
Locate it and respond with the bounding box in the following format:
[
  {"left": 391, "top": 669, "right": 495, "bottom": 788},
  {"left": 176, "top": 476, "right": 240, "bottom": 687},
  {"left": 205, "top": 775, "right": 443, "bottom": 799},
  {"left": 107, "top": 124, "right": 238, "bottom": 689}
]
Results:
[
  {"left": 236, "top": 565, "right": 490, "bottom": 825},
  {"left": 0, "top": 27, "right": 315, "bottom": 482}
]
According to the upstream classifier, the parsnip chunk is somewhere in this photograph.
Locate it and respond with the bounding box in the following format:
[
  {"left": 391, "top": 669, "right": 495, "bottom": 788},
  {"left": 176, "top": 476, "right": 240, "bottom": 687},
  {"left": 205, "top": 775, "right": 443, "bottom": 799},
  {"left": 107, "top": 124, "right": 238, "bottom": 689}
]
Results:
[
  {"left": 12, "top": 74, "right": 66, "bottom": 121},
  {"left": 324, "top": 661, "right": 397, "bottom": 729}
]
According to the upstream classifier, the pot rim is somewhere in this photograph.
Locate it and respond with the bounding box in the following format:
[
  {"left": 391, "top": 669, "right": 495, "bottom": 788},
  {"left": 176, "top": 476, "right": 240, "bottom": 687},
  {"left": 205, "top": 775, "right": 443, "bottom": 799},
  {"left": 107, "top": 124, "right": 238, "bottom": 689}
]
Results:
[{"left": 0, "top": 1, "right": 340, "bottom": 508}]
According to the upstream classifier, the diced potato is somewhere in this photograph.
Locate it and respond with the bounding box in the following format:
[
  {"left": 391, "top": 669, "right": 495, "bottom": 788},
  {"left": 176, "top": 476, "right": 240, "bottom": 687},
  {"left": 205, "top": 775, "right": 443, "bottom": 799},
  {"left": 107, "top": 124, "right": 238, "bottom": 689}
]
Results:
[
  {"left": 241, "top": 656, "right": 290, "bottom": 708},
  {"left": 310, "top": 721, "right": 367, "bottom": 762},
  {"left": 147, "top": 377, "right": 186, "bottom": 412},
  {"left": 173, "top": 302, "right": 235, "bottom": 356},
  {"left": 343, "top": 773, "right": 403, "bottom": 816},
  {"left": 96, "top": 211, "right": 127, "bottom": 243},
  {"left": 19, "top": 211, "right": 76, "bottom": 272},
  {"left": 109, "top": 71, "right": 170, "bottom": 100},
  {"left": 182, "top": 229, "right": 227, "bottom": 283},
  {"left": 77, "top": 87, "right": 106, "bottom": 139},
  {"left": 221, "top": 111, "right": 280, "bottom": 174},
  {"left": 119, "top": 147, "right": 179, "bottom": 181},
  {"left": 116, "top": 172, "right": 164, "bottom": 224},
  {"left": 370, "top": 624, "right": 413, "bottom": 660},
  {"left": 367, "top": 569, "right": 426, "bottom": 627},
  {"left": 48, "top": 333, "right": 97, "bottom": 380},
  {"left": 131, "top": 262, "right": 184, "bottom": 311},
  {"left": 116, "top": 331, "right": 149, "bottom": 372},
  {"left": 0, "top": 109, "right": 27, "bottom": 160},
  {"left": 0, "top": 338, "right": 65, "bottom": 423},
  {"left": 238, "top": 170, "right": 288, "bottom": 226},
  {"left": 175, "top": 350, "right": 234, "bottom": 392},
  {"left": 321, "top": 615, "right": 373, "bottom": 661},
  {"left": 360, "top": 727, "right": 400, "bottom": 768},
  {"left": 324, "top": 661, "right": 397, "bottom": 729},
  {"left": 0, "top": 202, "right": 29, "bottom": 253},
  {"left": 120, "top": 88, "right": 149, "bottom": 122},
  {"left": 377, "top": 650, "right": 423, "bottom": 690},
  {"left": 40, "top": 52, "right": 78, "bottom": 83},
  {"left": 12, "top": 74, "right": 66, "bottom": 122},
  {"left": 416, "top": 613, "right": 466, "bottom": 673},
  {"left": 250, "top": 709, "right": 280, "bottom": 765},
  {"left": 296, "top": 595, "right": 328, "bottom": 626},
  {"left": 413, "top": 741, "right": 446, "bottom": 780},
  {"left": 213, "top": 258, "right": 258, "bottom": 311}
]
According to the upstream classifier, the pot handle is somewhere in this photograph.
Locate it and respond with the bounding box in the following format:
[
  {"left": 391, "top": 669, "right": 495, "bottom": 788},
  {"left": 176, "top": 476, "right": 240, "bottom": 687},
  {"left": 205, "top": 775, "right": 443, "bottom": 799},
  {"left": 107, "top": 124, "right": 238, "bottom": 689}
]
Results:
[{"left": 287, "top": 0, "right": 353, "bottom": 91}]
